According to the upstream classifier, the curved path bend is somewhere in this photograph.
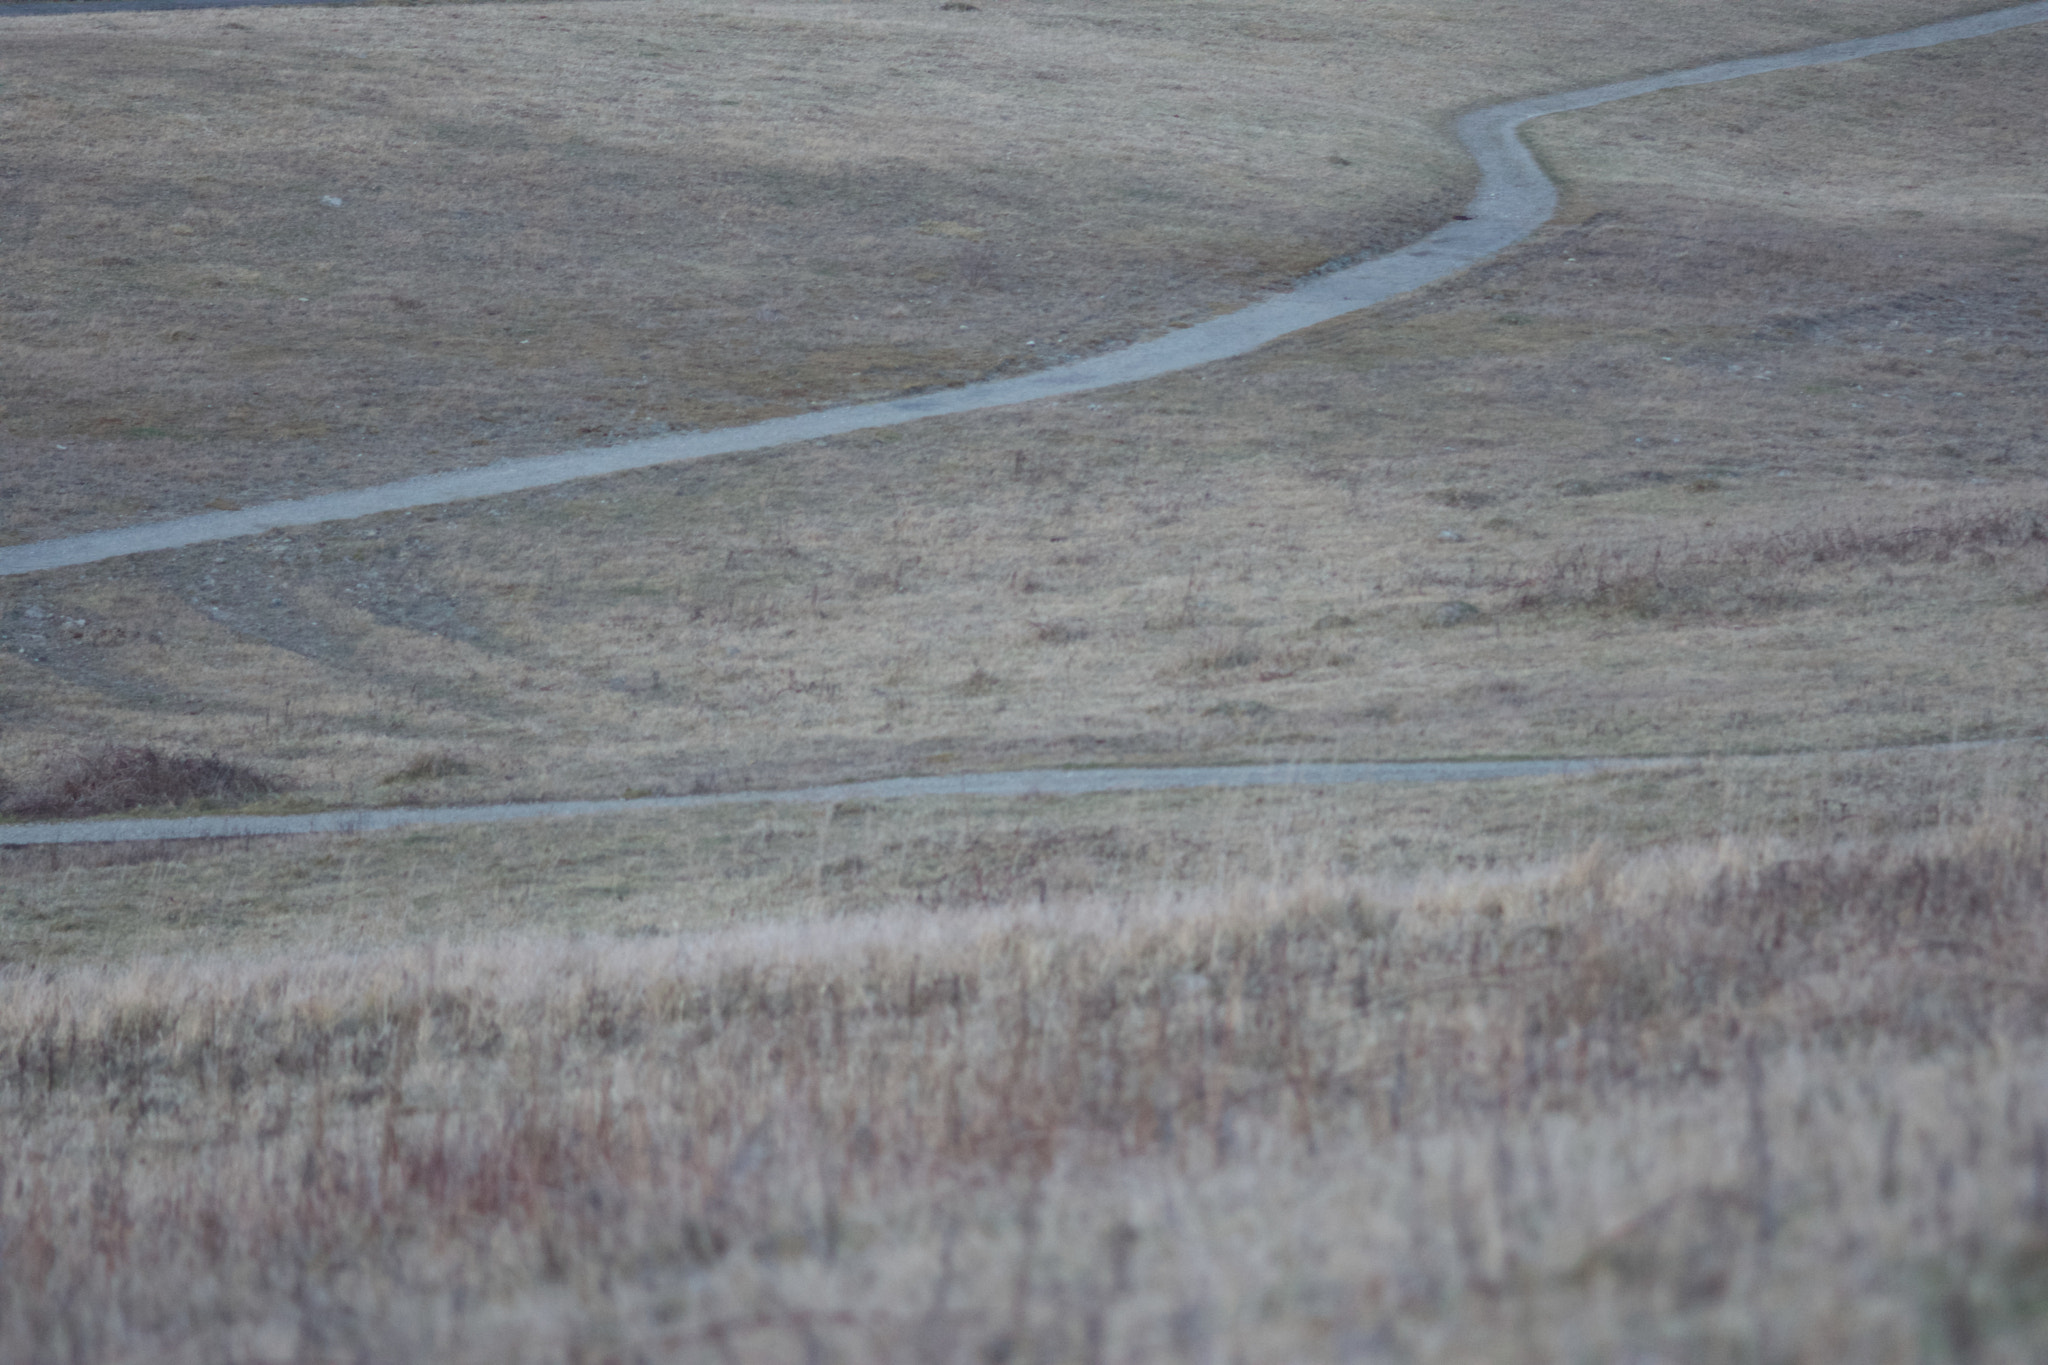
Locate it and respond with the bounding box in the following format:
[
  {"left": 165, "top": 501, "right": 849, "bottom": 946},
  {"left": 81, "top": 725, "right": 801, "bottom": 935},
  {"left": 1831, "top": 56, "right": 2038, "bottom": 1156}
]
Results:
[{"left": 3, "top": 1, "right": 2045, "bottom": 579}]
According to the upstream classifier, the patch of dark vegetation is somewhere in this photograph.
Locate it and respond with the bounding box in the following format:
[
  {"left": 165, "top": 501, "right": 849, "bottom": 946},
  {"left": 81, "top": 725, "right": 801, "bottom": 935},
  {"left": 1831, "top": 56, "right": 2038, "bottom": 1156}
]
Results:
[
  {"left": 0, "top": 838, "right": 277, "bottom": 872},
  {"left": 1508, "top": 503, "right": 2048, "bottom": 621},
  {"left": 1559, "top": 470, "right": 1687, "bottom": 498},
  {"left": 1026, "top": 618, "right": 1090, "bottom": 644},
  {"left": 379, "top": 749, "right": 479, "bottom": 786},
  {"left": 1188, "top": 637, "right": 1263, "bottom": 672},
  {"left": 1508, "top": 544, "right": 1793, "bottom": 620},
  {"left": 1732, "top": 503, "right": 2048, "bottom": 567},
  {"left": 1, "top": 745, "right": 280, "bottom": 820},
  {"left": 955, "top": 667, "right": 1003, "bottom": 697}
]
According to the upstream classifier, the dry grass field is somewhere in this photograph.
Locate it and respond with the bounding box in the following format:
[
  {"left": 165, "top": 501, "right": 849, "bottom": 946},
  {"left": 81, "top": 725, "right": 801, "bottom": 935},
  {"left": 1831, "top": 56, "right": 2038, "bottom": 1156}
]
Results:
[
  {"left": 3, "top": 739, "right": 2040, "bottom": 969},
  {"left": 3, "top": 7, "right": 2043, "bottom": 812},
  {"left": 3, "top": 0, "right": 2048, "bottom": 1360},
  {"left": 8, "top": 815, "right": 2048, "bottom": 1362},
  {"left": 0, "top": 0, "right": 1982, "bottom": 543}
]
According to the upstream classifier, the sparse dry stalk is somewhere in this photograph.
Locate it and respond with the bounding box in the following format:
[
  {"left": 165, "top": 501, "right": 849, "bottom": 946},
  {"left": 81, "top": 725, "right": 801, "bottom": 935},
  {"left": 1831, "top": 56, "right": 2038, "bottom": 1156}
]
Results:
[{"left": 4, "top": 820, "right": 2047, "bottom": 1360}]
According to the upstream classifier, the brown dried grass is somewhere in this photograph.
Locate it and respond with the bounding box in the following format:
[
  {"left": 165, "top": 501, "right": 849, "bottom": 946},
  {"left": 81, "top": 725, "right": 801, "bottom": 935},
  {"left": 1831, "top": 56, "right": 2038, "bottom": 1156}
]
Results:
[
  {"left": 1, "top": 738, "right": 2040, "bottom": 969},
  {"left": 1506, "top": 501, "right": 2048, "bottom": 620},
  {"left": 4, "top": 818, "right": 2047, "bottom": 1361},
  {"left": 0, "top": 744, "right": 279, "bottom": 818},
  {"left": 2, "top": 14, "right": 2046, "bottom": 1354}
]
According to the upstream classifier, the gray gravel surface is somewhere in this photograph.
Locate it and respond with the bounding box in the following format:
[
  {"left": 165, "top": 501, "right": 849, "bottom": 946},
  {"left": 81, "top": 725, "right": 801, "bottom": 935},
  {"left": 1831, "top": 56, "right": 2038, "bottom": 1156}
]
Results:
[
  {"left": 4, "top": 741, "right": 2020, "bottom": 845},
  {"left": 0, "top": 758, "right": 1656, "bottom": 845},
  {"left": 0, "top": 0, "right": 460, "bottom": 15},
  {"left": 5, "top": 1, "right": 2043, "bottom": 580}
]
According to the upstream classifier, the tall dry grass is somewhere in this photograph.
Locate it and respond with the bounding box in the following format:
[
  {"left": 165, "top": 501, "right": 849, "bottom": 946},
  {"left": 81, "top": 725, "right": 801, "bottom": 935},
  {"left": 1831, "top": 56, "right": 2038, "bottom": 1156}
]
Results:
[
  {"left": 6, "top": 820, "right": 2047, "bottom": 1361},
  {"left": 7, "top": 741, "right": 2041, "bottom": 969},
  {"left": 1504, "top": 501, "right": 2048, "bottom": 621}
]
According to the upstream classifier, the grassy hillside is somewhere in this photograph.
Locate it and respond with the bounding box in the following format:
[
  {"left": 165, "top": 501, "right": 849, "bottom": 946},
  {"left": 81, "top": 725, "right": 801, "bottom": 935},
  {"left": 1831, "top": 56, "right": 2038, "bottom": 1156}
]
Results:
[
  {"left": 3, "top": 7, "right": 2042, "bottom": 827},
  {"left": 2, "top": 1, "right": 2045, "bottom": 1359},
  {"left": 0, "top": 0, "right": 1986, "bottom": 543}
]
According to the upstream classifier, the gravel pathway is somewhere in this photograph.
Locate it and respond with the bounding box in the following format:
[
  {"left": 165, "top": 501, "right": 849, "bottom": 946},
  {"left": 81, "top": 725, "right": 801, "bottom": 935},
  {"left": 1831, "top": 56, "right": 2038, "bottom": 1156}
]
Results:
[
  {"left": 0, "top": 0, "right": 380, "bottom": 15},
  {"left": 3, "top": 740, "right": 2024, "bottom": 846},
  {"left": 4, "top": 1, "right": 2043, "bottom": 580},
  {"left": 1, "top": 757, "right": 1657, "bottom": 845}
]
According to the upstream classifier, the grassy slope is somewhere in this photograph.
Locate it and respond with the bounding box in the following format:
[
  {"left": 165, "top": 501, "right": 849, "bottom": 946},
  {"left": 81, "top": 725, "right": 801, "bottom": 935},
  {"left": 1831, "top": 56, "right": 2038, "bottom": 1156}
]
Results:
[
  {"left": 5, "top": 740, "right": 2041, "bottom": 966},
  {"left": 3, "top": 12, "right": 2042, "bottom": 822},
  {"left": 0, "top": 0, "right": 1983, "bottom": 543},
  {"left": 3, "top": 4, "right": 2048, "bottom": 1359}
]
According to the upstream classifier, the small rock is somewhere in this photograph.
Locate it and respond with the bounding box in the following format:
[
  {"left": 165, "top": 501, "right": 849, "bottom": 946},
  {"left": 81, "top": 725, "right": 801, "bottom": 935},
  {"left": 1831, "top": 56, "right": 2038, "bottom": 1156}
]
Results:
[
  {"left": 1428, "top": 601, "right": 1482, "bottom": 628},
  {"left": 1438, "top": 529, "right": 1465, "bottom": 542},
  {"left": 321, "top": 196, "right": 344, "bottom": 207}
]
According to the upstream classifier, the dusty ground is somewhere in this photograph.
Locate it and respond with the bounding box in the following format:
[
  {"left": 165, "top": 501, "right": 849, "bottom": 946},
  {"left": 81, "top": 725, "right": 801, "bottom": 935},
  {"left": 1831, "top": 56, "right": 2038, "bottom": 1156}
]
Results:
[{"left": 0, "top": 0, "right": 1981, "bottom": 543}]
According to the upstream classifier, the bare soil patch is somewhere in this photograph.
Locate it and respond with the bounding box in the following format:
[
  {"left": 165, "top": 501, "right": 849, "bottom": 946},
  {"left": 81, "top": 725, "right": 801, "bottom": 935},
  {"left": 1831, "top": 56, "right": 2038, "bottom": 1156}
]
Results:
[{"left": 0, "top": 0, "right": 1978, "bottom": 542}]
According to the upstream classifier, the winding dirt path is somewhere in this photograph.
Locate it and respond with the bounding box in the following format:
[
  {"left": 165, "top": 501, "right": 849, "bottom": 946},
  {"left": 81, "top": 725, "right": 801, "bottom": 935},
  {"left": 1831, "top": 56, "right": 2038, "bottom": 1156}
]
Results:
[
  {"left": 0, "top": 757, "right": 1649, "bottom": 845},
  {"left": 4, "top": 1, "right": 2044, "bottom": 580}
]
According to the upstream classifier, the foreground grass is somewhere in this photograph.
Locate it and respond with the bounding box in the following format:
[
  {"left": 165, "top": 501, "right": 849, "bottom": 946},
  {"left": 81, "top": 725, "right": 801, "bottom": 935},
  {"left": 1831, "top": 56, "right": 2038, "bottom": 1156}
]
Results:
[{"left": 7, "top": 817, "right": 2048, "bottom": 1362}]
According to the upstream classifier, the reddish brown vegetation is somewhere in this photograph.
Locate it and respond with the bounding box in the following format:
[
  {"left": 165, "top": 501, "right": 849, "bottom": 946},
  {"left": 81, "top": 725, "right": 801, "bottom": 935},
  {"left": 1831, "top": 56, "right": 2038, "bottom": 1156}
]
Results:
[
  {"left": 4, "top": 823, "right": 2046, "bottom": 1360},
  {"left": 1, "top": 745, "right": 278, "bottom": 819}
]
